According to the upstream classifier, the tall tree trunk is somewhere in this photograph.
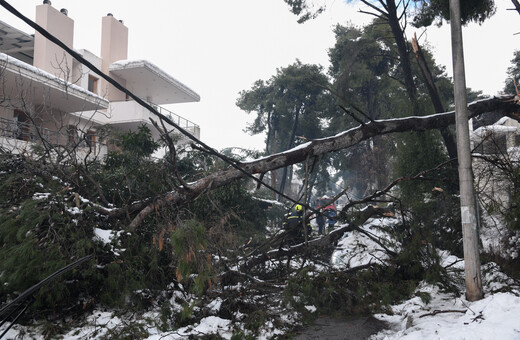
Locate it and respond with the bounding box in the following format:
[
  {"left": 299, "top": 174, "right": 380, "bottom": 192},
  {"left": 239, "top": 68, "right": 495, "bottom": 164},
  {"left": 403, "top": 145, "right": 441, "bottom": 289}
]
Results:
[
  {"left": 271, "top": 130, "right": 278, "bottom": 200},
  {"left": 279, "top": 108, "right": 301, "bottom": 200},
  {"left": 512, "top": 0, "right": 520, "bottom": 15},
  {"left": 386, "top": 0, "right": 417, "bottom": 107},
  {"left": 122, "top": 95, "right": 519, "bottom": 231},
  {"left": 412, "top": 34, "right": 458, "bottom": 160},
  {"left": 386, "top": 0, "right": 458, "bottom": 159}
]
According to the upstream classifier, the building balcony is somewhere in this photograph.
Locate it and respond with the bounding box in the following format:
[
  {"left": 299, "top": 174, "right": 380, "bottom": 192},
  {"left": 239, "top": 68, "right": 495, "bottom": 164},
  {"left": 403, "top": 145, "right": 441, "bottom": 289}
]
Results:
[
  {"left": 109, "top": 60, "right": 200, "bottom": 105},
  {"left": 92, "top": 99, "right": 200, "bottom": 142},
  {"left": 0, "top": 116, "right": 107, "bottom": 159}
]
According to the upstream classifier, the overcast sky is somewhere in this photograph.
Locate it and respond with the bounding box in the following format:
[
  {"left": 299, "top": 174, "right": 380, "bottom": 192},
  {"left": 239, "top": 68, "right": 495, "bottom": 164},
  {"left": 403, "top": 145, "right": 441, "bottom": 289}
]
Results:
[{"left": 1, "top": 0, "right": 518, "bottom": 151}]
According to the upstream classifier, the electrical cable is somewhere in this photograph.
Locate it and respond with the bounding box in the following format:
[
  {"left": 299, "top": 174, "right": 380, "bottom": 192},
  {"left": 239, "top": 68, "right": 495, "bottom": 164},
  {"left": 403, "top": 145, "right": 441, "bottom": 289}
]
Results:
[
  {"left": 0, "top": 255, "right": 93, "bottom": 318},
  {"left": 0, "top": 298, "right": 33, "bottom": 339}
]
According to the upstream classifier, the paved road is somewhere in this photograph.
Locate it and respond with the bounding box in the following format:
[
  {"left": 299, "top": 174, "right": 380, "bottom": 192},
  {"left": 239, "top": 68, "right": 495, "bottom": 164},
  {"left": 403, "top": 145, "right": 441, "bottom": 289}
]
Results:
[{"left": 292, "top": 316, "right": 387, "bottom": 340}]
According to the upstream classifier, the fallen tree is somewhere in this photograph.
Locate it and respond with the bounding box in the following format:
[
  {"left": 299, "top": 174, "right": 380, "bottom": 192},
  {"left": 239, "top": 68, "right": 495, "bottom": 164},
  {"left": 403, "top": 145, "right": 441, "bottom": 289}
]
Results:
[
  {"left": 115, "top": 95, "right": 520, "bottom": 230},
  {"left": 239, "top": 205, "right": 396, "bottom": 271},
  {"left": 4, "top": 0, "right": 517, "bottom": 231}
]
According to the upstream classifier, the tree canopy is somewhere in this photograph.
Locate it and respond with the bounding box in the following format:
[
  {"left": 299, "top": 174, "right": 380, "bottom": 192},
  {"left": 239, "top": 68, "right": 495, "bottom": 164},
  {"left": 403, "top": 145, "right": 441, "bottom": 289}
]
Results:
[
  {"left": 412, "top": 0, "right": 496, "bottom": 27},
  {"left": 505, "top": 50, "right": 520, "bottom": 95}
]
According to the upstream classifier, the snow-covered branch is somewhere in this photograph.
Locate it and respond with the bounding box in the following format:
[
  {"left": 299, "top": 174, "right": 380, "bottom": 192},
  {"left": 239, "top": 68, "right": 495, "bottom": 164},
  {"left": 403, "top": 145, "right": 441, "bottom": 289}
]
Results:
[{"left": 110, "top": 95, "right": 520, "bottom": 230}]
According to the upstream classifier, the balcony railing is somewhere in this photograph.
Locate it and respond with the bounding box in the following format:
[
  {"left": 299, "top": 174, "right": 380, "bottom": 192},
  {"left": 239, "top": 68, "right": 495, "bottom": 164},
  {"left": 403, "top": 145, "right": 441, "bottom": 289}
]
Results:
[
  {"left": 142, "top": 99, "right": 199, "bottom": 131},
  {"left": 0, "top": 116, "right": 60, "bottom": 144},
  {"left": 0, "top": 117, "right": 105, "bottom": 154},
  {"left": 104, "top": 99, "right": 199, "bottom": 140},
  {"left": 150, "top": 103, "right": 199, "bottom": 131}
]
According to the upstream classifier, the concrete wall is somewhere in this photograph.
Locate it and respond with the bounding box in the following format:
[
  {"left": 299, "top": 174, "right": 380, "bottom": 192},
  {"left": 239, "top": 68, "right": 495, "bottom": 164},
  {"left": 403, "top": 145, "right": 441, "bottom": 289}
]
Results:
[
  {"left": 33, "top": 3, "right": 74, "bottom": 81},
  {"left": 72, "top": 49, "right": 103, "bottom": 96},
  {"left": 100, "top": 14, "right": 128, "bottom": 102},
  {"left": 472, "top": 117, "right": 520, "bottom": 212}
]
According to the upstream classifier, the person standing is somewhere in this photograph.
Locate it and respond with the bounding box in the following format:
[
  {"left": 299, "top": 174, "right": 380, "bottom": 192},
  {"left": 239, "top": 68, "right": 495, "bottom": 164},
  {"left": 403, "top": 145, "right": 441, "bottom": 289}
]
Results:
[
  {"left": 283, "top": 204, "right": 311, "bottom": 239},
  {"left": 316, "top": 210, "right": 326, "bottom": 235}
]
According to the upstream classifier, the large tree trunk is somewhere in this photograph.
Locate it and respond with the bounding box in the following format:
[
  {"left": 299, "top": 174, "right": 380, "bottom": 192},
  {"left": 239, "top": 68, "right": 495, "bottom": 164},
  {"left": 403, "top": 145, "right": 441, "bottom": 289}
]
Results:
[
  {"left": 412, "top": 34, "right": 458, "bottom": 160},
  {"left": 512, "top": 0, "right": 520, "bottom": 15},
  {"left": 279, "top": 108, "right": 301, "bottom": 200},
  {"left": 385, "top": 0, "right": 417, "bottom": 105},
  {"left": 387, "top": 0, "right": 458, "bottom": 159},
  {"left": 271, "top": 130, "right": 278, "bottom": 199},
  {"left": 116, "top": 96, "right": 519, "bottom": 231},
  {"left": 363, "top": 0, "right": 458, "bottom": 159}
]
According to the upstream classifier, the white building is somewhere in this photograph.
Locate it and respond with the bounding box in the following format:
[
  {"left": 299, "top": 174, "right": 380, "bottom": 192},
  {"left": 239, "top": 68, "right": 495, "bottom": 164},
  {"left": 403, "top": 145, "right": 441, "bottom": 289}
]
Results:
[
  {"left": 471, "top": 115, "right": 520, "bottom": 211},
  {"left": 0, "top": 1, "right": 200, "bottom": 160}
]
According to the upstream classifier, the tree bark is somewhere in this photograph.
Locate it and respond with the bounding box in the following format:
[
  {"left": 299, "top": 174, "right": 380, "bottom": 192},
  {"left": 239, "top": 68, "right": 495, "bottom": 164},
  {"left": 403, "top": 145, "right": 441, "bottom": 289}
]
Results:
[
  {"left": 385, "top": 0, "right": 418, "bottom": 106},
  {"left": 363, "top": 0, "right": 459, "bottom": 164},
  {"left": 279, "top": 107, "right": 301, "bottom": 199},
  {"left": 121, "top": 96, "right": 519, "bottom": 231},
  {"left": 412, "top": 34, "right": 458, "bottom": 161},
  {"left": 271, "top": 129, "right": 278, "bottom": 199},
  {"left": 512, "top": 0, "right": 520, "bottom": 16}
]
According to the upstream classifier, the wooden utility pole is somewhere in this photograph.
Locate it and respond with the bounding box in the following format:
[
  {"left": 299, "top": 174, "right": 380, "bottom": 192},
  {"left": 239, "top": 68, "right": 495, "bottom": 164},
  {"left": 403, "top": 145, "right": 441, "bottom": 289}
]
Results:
[{"left": 449, "top": 0, "right": 483, "bottom": 301}]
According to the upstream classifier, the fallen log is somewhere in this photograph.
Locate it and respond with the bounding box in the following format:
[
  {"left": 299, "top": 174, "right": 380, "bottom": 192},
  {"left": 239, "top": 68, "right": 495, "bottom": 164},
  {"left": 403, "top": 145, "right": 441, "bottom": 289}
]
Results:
[{"left": 99, "top": 95, "right": 519, "bottom": 230}]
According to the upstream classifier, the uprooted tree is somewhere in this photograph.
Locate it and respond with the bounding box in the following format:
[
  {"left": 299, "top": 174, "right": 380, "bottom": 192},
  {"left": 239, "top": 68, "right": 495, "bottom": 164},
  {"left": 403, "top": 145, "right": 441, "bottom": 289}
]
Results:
[{"left": 116, "top": 96, "right": 520, "bottom": 230}]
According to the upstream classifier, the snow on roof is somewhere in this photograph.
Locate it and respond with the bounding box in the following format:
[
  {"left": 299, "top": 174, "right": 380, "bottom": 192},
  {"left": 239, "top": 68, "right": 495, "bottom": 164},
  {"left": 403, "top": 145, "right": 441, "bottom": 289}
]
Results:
[
  {"left": 0, "top": 52, "right": 109, "bottom": 105},
  {"left": 473, "top": 124, "right": 517, "bottom": 139},
  {"left": 495, "top": 116, "right": 512, "bottom": 126},
  {"left": 110, "top": 59, "right": 200, "bottom": 102},
  {"left": 472, "top": 116, "right": 519, "bottom": 140}
]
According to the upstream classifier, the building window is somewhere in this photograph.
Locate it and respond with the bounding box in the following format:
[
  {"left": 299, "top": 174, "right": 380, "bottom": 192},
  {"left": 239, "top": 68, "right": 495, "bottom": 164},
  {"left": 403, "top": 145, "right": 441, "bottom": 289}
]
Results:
[
  {"left": 13, "top": 110, "right": 30, "bottom": 141},
  {"left": 88, "top": 75, "right": 98, "bottom": 94},
  {"left": 68, "top": 125, "right": 78, "bottom": 145},
  {"left": 515, "top": 134, "right": 520, "bottom": 147},
  {"left": 483, "top": 134, "right": 506, "bottom": 154},
  {"left": 86, "top": 130, "right": 96, "bottom": 152}
]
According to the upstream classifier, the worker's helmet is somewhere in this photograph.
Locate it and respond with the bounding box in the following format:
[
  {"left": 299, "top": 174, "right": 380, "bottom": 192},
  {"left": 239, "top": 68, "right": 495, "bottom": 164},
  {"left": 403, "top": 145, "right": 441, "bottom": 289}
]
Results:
[{"left": 295, "top": 204, "right": 303, "bottom": 212}]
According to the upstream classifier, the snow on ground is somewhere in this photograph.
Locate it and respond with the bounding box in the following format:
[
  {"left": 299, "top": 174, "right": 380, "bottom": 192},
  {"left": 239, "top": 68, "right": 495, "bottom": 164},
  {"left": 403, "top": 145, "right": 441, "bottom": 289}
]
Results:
[
  {"left": 333, "top": 216, "right": 520, "bottom": 340},
  {"left": 371, "top": 285, "right": 520, "bottom": 340},
  {"left": 2, "top": 215, "right": 520, "bottom": 339},
  {"left": 331, "top": 217, "right": 399, "bottom": 268},
  {"left": 141, "top": 316, "right": 233, "bottom": 340}
]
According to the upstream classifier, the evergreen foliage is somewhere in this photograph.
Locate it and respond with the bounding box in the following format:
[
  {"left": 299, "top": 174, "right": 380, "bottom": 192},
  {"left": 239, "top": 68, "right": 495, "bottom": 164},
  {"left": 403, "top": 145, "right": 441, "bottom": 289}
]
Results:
[
  {"left": 412, "top": 0, "right": 496, "bottom": 27},
  {"left": 393, "top": 130, "right": 450, "bottom": 203},
  {"left": 237, "top": 60, "right": 333, "bottom": 197},
  {"left": 0, "top": 126, "right": 269, "bottom": 328},
  {"left": 2, "top": 2, "right": 518, "bottom": 335},
  {"left": 237, "top": 60, "right": 329, "bottom": 155},
  {"left": 504, "top": 50, "right": 520, "bottom": 95},
  {"left": 284, "top": 267, "right": 360, "bottom": 316},
  {"left": 98, "top": 125, "right": 166, "bottom": 205},
  {"left": 326, "top": 22, "right": 399, "bottom": 197}
]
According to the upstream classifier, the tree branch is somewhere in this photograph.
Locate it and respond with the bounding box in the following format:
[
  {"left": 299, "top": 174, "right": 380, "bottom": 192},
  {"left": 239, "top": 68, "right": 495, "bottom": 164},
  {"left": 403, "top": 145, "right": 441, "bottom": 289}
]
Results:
[{"left": 107, "top": 96, "right": 518, "bottom": 230}]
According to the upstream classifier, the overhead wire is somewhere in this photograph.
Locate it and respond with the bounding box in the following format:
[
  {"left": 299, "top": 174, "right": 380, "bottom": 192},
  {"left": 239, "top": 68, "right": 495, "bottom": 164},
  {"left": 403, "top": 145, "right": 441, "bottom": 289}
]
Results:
[{"left": 0, "top": 255, "right": 93, "bottom": 338}]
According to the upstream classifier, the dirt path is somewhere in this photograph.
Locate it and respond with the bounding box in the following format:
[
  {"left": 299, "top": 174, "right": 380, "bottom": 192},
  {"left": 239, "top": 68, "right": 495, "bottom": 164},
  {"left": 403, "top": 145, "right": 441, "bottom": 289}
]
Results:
[{"left": 292, "top": 316, "right": 388, "bottom": 340}]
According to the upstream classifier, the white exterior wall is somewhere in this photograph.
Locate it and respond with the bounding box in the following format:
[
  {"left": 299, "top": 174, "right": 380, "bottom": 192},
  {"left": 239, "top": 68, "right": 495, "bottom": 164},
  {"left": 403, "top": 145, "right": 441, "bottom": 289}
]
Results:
[
  {"left": 472, "top": 117, "right": 520, "bottom": 213},
  {"left": 1, "top": 3, "right": 198, "bottom": 161},
  {"left": 33, "top": 4, "right": 74, "bottom": 81},
  {"left": 72, "top": 49, "right": 104, "bottom": 96}
]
